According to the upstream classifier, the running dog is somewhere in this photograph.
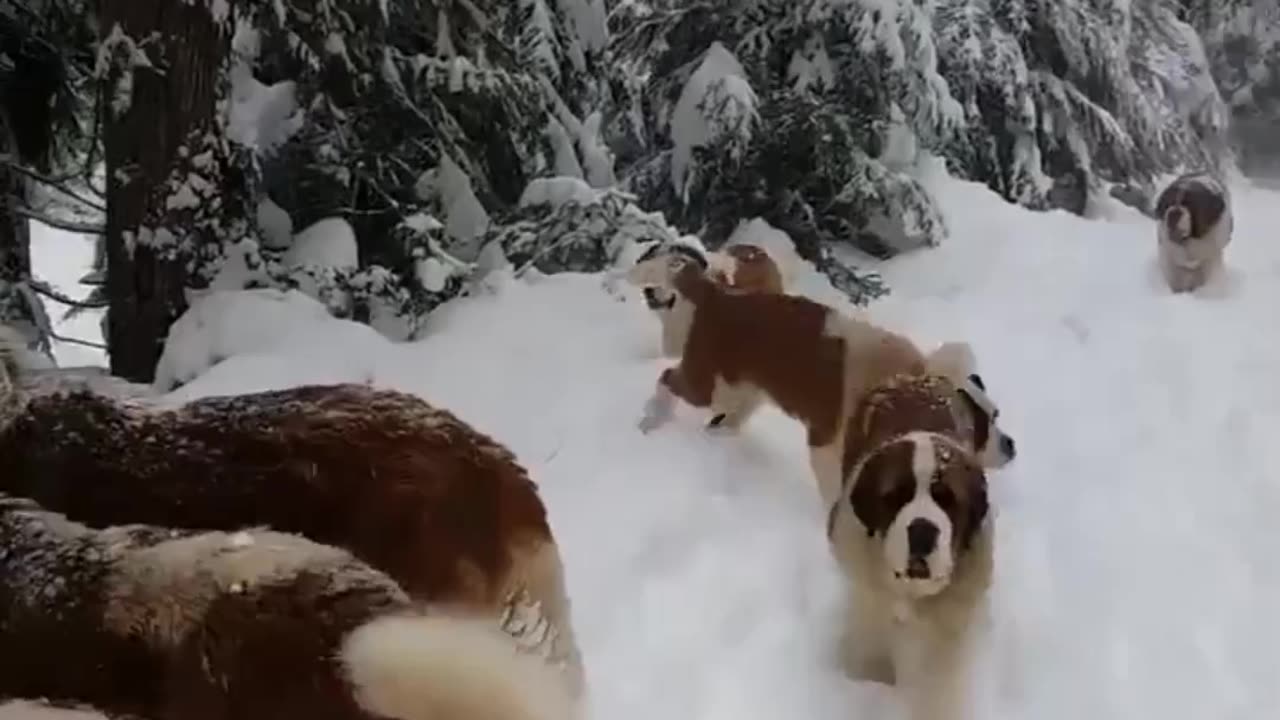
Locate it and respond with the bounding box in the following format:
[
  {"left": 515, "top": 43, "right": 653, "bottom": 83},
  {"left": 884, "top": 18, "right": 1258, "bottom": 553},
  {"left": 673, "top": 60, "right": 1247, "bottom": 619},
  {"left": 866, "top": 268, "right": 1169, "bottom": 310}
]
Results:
[
  {"left": 828, "top": 375, "right": 995, "bottom": 720},
  {"left": 629, "top": 253, "right": 1015, "bottom": 508},
  {"left": 1153, "top": 172, "right": 1233, "bottom": 293}
]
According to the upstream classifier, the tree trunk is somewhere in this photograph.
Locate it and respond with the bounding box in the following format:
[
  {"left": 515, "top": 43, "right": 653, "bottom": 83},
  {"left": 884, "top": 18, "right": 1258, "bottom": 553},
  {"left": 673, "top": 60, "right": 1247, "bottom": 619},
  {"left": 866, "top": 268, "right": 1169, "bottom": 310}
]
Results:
[{"left": 98, "top": 0, "right": 228, "bottom": 382}]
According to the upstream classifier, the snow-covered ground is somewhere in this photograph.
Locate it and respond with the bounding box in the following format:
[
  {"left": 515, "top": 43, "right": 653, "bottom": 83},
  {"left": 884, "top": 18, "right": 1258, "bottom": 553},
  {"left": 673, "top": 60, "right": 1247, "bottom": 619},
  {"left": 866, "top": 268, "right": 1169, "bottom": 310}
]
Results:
[{"left": 11, "top": 171, "right": 1280, "bottom": 719}]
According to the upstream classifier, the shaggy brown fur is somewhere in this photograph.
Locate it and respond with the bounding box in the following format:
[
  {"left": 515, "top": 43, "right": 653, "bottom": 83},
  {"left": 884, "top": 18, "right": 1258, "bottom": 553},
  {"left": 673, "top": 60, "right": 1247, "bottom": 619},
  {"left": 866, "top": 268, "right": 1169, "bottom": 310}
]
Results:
[
  {"left": 0, "top": 382, "right": 583, "bottom": 693},
  {"left": 645, "top": 257, "right": 924, "bottom": 448},
  {"left": 0, "top": 496, "right": 573, "bottom": 720},
  {"left": 841, "top": 373, "right": 982, "bottom": 481}
]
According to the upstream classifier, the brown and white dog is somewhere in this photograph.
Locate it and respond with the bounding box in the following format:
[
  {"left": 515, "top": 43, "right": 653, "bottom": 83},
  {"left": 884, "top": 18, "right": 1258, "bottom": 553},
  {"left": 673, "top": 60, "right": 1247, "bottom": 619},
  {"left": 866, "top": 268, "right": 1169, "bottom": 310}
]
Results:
[
  {"left": 0, "top": 342, "right": 584, "bottom": 699},
  {"left": 1153, "top": 172, "right": 1233, "bottom": 293},
  {"left": 827, "top": 374, "right": 996, "bottom": 720},
  {"left": 628, "top": 253, "right": 1015, "bottom": 508},
  {"left": 0, "top": 495, "right": 574, "bottom": 720},
  {"left": 628, "top": 239, "right": 787, "bottom": 359}
]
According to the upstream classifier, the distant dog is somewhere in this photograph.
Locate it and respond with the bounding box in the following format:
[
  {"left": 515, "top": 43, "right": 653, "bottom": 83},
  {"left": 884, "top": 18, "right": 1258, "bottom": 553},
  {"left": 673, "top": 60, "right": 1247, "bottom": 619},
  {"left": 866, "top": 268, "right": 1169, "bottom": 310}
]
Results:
[
  {"left": 627, "top": 253, "right": 1014, "bottom": 508},
  {"left": 0, "top": 346, "right": 584, "bottom": 697},
  {"left": 1153, "top": 172, "right": 1233, "bottom": 293},
  {"left": 827, "top": 422, "right": 993, "bottom": 720},
  {"left": 0, "top": 495, "right": 574, "bottom": 720}
]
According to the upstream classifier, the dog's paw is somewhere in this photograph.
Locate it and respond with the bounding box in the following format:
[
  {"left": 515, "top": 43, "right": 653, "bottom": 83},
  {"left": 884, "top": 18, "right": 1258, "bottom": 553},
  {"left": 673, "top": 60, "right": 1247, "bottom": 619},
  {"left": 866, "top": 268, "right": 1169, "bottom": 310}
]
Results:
[{"left": 638, "top": 412, "right": 668, "bottom": 434}]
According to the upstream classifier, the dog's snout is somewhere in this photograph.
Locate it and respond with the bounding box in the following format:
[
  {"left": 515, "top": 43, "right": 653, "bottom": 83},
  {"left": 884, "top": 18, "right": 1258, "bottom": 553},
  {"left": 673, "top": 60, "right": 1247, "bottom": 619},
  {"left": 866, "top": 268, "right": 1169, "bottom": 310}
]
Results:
[
  {"left": 906, "top": 518, "right": 939, "bottom": 557},
  {"left": 1000, "top": 434, "right": 1016, "bottom": 459}
]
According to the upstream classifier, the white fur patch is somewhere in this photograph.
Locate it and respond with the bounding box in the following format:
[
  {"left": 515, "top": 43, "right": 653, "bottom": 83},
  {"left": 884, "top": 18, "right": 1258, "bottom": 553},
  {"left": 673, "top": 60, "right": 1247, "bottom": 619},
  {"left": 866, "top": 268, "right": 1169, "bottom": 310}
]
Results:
[
  {"left": 342, "top": 614, "right": 574, "bottom": 720},
  {"left": 882, "top": 433, "right": 954, "bottom": 599}
]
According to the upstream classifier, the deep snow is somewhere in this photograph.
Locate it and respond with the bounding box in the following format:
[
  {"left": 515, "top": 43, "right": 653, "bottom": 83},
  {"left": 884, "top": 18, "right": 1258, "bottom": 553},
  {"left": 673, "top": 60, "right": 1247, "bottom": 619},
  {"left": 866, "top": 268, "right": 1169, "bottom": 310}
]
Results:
[{"left": 9, "top": 171, "right": 1280, "bottom": 719}]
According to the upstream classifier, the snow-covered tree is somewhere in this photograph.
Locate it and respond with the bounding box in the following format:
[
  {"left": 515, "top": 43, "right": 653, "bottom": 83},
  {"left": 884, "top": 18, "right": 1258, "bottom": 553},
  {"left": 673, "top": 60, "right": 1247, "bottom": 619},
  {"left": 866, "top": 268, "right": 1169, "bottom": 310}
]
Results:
[
  {"left": 936, "top": 0, "right": 1230, "bottom": 214},
  {"left": 606, "top": 1, "right": 961, "bottom": 304},
  {"left": 1183, "top": 0, "right": 1280, "bottom": 177},
  {"left": 0, "top": 0, "right": 98, "bottom": 357}
]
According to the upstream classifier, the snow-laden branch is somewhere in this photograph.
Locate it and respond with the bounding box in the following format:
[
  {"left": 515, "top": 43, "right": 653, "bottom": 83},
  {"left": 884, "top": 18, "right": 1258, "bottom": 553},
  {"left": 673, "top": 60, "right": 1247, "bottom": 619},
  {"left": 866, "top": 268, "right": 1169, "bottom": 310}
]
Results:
[
  {"left": 1, "top": 157, "right": 108, "bottom": 212},
  {"left": 28, "top": 279, "right": 109, "bottom": 311},
  {"left": 12, "top": 205, "right": 105, "bottom": 235}
]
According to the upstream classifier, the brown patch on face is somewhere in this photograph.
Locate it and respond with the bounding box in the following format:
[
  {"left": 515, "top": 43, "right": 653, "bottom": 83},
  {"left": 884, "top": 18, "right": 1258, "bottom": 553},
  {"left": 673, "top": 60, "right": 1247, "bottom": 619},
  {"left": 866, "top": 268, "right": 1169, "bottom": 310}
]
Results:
[
  {"left": 846, "top": 438, "right": 918, "bottom": 537},
  {"left": 1154, "top": 174, "right": 1227, "bottom": 239},
  {"left": 929, "top": 437, "right": 989, "bottom": 552},
  {"left": 0, "top": 384, "right": 562, "bottom": 621},
  {"left": 841, "top": 374, "right": 968, "bottom": 481}
]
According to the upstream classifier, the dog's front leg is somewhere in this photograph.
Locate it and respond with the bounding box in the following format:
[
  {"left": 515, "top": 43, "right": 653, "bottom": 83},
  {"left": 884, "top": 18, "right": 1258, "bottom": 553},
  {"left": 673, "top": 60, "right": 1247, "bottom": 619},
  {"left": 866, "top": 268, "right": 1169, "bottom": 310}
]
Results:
[
  {"left": 638, "top": 368, "right": 689, "bottom": 433},
  {"left": 899, "top": 629, "right": 975, "bottom": 720}
]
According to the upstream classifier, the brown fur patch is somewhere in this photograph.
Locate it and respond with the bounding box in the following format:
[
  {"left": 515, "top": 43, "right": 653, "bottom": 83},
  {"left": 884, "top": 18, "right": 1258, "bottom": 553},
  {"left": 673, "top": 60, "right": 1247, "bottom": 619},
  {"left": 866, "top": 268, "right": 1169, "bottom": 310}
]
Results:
[
  {"left": 930, "top": 437, "right": 989, "bottom": 552},
  {"left": 841, "top": 373, "right": 969, "bottom": 480},
  {"left": 846, "top": 439, "right": 917, "bottom": 537},
  {"left": 0, "top": 494, "right": 415, "bottom": 720},
  {"left": 0, "top": 383, "right": 580, "bottom": 681},
  {"left": 661, "top": 261, "right": 847, "bottom": 446}
]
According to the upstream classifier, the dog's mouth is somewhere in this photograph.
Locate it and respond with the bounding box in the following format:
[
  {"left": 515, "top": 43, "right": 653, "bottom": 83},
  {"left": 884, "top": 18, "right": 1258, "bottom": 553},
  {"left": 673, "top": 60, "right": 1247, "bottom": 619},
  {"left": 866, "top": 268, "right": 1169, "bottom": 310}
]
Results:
[
  {"left": 642, "top": 288, "right": 674, "bottom": 310},
  {"left": 901, "top": 557, "right": 931, "bottom": 580}
]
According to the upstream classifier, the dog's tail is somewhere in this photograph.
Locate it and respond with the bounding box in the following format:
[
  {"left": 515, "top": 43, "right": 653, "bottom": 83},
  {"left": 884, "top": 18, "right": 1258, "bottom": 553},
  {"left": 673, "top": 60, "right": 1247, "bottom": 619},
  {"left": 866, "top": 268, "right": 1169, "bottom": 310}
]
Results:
[{"left": 341, "top": 614, "right": 577, "bottom": 720}]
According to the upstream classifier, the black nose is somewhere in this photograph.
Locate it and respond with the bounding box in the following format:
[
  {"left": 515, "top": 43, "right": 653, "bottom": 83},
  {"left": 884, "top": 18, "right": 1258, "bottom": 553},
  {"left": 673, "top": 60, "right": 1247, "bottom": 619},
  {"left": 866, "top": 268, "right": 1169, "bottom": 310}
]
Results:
[
  {"left": 906, "top": 519, "right": 939, "bottom": 557},
  {"left": 1000, "top": 434, "right": 1016, "bottom": 458}
]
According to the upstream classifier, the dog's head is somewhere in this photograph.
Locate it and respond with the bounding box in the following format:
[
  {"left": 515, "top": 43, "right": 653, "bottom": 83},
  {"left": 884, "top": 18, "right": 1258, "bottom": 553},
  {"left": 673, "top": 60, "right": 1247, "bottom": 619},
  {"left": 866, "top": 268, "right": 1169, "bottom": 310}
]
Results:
[
  {"left": 1155, "top": 174, "right": 1227, "bottom": 243},
  {"left": 844, "top": 431, "right": 989, "bottom": 599},
  {"left": 954, "top": 371, "right": 1016, "bottom": 468},
  {"left": 924, "top": 341, "right": 1016, "bottom": 468},
  {"left": 627, "top": 242, "right": 708, "bottom": 311}
]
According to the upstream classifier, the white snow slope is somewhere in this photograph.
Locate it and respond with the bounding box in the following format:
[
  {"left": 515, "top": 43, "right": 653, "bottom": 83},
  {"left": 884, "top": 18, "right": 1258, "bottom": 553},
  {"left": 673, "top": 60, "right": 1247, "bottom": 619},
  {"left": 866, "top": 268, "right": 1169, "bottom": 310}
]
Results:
[{"left": 11, "top": 172, "right": 1280, "bottom": 719}]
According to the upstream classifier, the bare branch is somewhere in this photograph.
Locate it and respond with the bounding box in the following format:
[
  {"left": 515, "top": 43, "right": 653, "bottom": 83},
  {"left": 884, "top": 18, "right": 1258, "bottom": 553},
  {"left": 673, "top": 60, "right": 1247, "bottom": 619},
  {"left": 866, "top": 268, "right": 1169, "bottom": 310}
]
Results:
[
  {"left": 49, "top": 331, "right": 107, "bottom": 350},
  {"left": 28, "top": 279, "right": 109, "bottom": 310},
  {"left": 1, "top": 156, "right": 107, "bottom": 212},
  {"left": 13, "top": 205, "right": 105, "bottom": 235}
]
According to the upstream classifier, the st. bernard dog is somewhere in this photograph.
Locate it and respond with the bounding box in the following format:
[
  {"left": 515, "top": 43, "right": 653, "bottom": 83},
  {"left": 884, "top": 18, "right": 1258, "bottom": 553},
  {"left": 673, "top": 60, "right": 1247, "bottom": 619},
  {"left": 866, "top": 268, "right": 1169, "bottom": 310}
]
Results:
[
  {"left": 628, "top": 252, "right": 1015, "bottom": 508},
  {"left": 827, "top": 375, "right": 995, "bottom": 720},
  {"left": 0, "top": 337, "right": 584, "bottom": 699},
  {"left": 1153, "top": 171, "right": 1233, "bottom": 293},
  {"left": 0, "top": 495, "right": 574, "bottom": 720}
]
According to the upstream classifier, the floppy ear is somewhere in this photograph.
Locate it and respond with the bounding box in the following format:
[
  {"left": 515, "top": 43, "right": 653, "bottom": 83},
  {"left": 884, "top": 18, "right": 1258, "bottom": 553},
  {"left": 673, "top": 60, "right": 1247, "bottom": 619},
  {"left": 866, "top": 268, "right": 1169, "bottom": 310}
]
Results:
[
  {"left": 961, "top": 470, "right": 989, "bottom": 551},
  {"left": 925, "top": 341, "right": 976, "bottom": 380}
]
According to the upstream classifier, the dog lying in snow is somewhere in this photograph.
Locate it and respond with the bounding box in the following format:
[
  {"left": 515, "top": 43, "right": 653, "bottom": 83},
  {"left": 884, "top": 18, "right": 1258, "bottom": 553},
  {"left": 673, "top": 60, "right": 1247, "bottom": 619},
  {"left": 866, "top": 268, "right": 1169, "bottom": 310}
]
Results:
[
  {"left": 0, "top": 338, "right": 584, "bottom": 699},
  {"left": 1153, "top": 172, "right": 1233, "bottom": 293},
  {"left": 827, "top": 373, "right": 996, "bottom": 720},
  {"left": 628, "top": 252, "right": 1015, "bottom": 508},
  {"left": 0, "top": 495, "right": 574, "bottom": 720}
]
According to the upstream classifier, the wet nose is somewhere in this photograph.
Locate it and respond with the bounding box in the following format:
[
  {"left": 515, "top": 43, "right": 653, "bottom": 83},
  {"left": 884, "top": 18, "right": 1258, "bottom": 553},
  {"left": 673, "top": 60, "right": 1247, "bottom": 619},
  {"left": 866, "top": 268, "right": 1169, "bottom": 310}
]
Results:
[
  {"left": 906, "top": 519, "right": 939, "bottom": 557},
  {"left": 1000, "top": 434, "right": 1016, "bottom": 459}
]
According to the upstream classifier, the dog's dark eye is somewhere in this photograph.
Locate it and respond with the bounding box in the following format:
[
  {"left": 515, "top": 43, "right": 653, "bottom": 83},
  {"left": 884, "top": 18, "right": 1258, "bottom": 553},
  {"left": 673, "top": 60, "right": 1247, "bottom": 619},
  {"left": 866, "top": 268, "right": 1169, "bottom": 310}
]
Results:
[
  {"left": 968, "top": 373, "right": 986, "bottom": 391},
  {"left": 881, "top": 478, "right": 915, "bottom": 512},
  {"left": 930, "top": 483, "right": 957, "bottom": 512}
]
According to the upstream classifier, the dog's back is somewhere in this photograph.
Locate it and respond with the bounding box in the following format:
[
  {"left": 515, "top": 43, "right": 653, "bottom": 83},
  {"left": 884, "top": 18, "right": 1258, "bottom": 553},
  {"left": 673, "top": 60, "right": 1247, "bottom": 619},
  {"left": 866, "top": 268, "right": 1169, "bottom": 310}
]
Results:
[
  {"left": 0, "top": 382, "right": 584, "bottom": 693},
  {"left": 0, "top": 496, "right": 573, "bottom": 720}
]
